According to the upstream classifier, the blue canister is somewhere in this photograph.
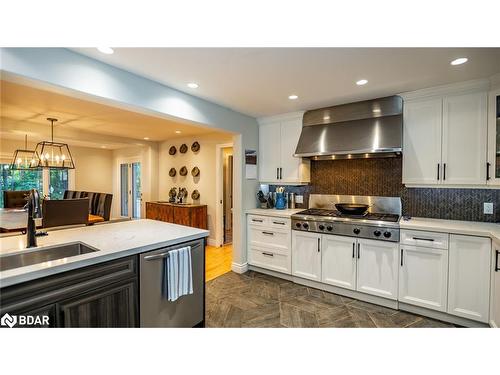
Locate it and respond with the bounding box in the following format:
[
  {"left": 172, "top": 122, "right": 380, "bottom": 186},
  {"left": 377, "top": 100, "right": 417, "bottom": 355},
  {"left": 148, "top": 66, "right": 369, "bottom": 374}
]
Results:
[{"left": 275, "top": 192, "right": 286, "bottom": 210}]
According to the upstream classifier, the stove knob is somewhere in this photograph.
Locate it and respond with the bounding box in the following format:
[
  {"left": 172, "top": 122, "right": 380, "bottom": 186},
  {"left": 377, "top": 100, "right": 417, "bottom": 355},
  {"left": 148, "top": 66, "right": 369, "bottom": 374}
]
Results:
[
  {"left": 318, "top": 224, "right": 325, "bottom": 231},
  {"left": 326, "top": 225, "right": 333, "bottom": 231},
  {"left": 353, "top": 228, "right": 361, "bottom": 235},
  {"left": 383, "top": 231, "right": 392, "bottom": 238},
  {"left": 302, "top": 223, "right": 309, "bottom": 230},
  {"left": 295, "top": 222, "right": 302, "bottom": 228},
  {"left": 374, "top": 230, "right": 381, "bottom": 237}
]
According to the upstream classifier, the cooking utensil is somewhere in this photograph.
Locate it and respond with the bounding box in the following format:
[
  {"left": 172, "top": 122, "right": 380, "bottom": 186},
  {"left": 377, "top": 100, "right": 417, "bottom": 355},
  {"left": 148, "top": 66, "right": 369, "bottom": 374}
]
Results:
[
  {"left": 335, "top": 203, "right": 369, "bottom": 215},
  {"left": 179, "top": 144, "right": 188, "bottom": 153},
  {"left": 257, "top": 190, "right": 267, "bottom": 203},
  {"left": 169, "top": 168, "right": 176, "bottom": 177},
  {"left": 179, "top": 166, "right": 188, "bottom": 176},
  {"left": 191, "top": 141, "right": 200, "bottom": 152},
  {"left": 191, "top": 166, "right": 200, "bottom": 177},
  {"left": 169, "top": 146, "right": 177, "bottom": 155}
]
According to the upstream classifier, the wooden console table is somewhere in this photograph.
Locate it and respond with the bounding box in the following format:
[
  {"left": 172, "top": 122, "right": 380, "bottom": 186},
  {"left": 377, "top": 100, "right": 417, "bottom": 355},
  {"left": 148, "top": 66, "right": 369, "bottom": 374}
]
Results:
[{"left": 145, "top": 202, "right": 207, "bottom": 230}]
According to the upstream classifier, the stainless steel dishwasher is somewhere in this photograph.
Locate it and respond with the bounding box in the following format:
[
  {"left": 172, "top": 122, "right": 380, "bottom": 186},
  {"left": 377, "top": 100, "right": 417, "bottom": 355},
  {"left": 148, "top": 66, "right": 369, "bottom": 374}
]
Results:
[{"left": 139, "top": 238, "right": 205, "bottom": 327}]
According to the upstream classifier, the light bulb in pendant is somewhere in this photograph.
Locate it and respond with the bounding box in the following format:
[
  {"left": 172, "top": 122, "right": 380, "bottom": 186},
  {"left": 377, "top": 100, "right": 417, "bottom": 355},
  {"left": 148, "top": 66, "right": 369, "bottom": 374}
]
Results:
[
  {"left": 55, "top": 155, "right": 60, "bottom": 163},
  {"left": 45, "top": 152, "right": 50, "bottom": 160},
  {"left": 17, "top": 158, "right": 22, "bottom": 165},
  {"left": 61, "top": 154, "right": 66, "bottom": 161}
]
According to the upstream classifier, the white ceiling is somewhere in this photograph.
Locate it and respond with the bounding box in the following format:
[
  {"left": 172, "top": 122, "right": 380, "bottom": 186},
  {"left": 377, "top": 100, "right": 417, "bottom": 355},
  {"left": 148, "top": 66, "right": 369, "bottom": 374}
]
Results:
[
  {"left": 73, "top": 48, "right": 500, "bottom": 118},
  {"left": 0, "top": 80, "right": 226, "bottom": 149}
]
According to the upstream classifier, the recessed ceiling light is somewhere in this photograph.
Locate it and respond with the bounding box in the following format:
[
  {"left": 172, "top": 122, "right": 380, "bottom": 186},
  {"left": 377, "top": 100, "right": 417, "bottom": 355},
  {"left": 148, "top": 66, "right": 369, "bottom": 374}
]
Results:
[
  {"left": 450, "top": 57, "right": 468, "bottom": 66},
  {"left": 143, "top": 137, "right": 150, "bottom": 140},
  {"left": 187, "top": 82, "right": 199, "bottom": 89},
  {"left": 175, "top": 130, "right": 182, "bottom": 134},
  {"left": 97, "top": 47, "right": 114, "bottom": 55},
  {"left": 356, "top": 79, "right": 368, "bottom": 86},
  {"left": 288, "top": 94, "right": 298, "bottom": 100}
]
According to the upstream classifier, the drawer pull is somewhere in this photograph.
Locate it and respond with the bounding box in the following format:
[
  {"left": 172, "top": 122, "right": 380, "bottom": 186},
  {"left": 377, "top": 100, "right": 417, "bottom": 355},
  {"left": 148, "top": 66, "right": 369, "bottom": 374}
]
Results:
[
  {"left": 262, "top": 231, "right": 274, "bottom": 236},
  {"left": 412, "top": 237, "right": 435, "bottom": 242},
  {"left": 252, "top": 219, "right": 263, "bottom": 223},
  {"left": 273, "top": 221, "right": 286, "bottom": 225},
  {"left": 401, "top": 248, "right": 404, "bottom": 267},
  {"left": 495, "top": 250, "right": 499, "bottom": 272},
  {"left": 262, "top": 252, "right": 274, "bottom": 257}
]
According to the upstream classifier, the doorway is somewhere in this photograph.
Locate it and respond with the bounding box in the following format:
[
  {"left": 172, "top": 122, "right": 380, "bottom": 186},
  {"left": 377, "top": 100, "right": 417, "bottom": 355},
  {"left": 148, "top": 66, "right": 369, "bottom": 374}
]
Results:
[
  {"left": 223, "top": 149, "right": 233, "bottom": 244},
  {"left": 120, "top": 160, "right": 142, "bottom": 218}
]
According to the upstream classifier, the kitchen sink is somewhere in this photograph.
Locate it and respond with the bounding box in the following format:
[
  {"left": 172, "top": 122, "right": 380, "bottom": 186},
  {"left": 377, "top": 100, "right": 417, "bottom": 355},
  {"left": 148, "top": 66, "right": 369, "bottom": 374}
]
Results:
[{"left": 0, "top": 242, "right": 99, "bottom": 272}]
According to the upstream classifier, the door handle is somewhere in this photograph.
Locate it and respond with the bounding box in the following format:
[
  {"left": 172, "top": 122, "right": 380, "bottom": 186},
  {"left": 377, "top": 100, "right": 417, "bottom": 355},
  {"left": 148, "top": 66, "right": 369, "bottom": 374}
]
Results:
[
  {"left": 357, "top": 243, "right": 360, "bottom": 259},
  {"left": 276, "top": 167, "right": 279, "bottom": 180},
  {"left": 443, "top": 163, "right": 446, "bottom": 180},
  {"left": 279, "top": 167, "right": 282, "bottom": 180},
  {"left": 262, "top": 231, "right": 274, "bottom": 236},
  {"left": 437, "top": 163, "right": 440, "bottom": 181},
  {"left": 487, "top": 162, "right": 491, "bottom": 181},
  {"left": 352, "top": 243, "right": 355, "bottom": 258},
  {"left": 401, "top": 248, "right": 404, "bottom": 267},
  {"left": 317, "top": 238, "right": 320, "bottom": 252},
  {"left": 495, "top": 250, "right": 499, "bottom": 272}
]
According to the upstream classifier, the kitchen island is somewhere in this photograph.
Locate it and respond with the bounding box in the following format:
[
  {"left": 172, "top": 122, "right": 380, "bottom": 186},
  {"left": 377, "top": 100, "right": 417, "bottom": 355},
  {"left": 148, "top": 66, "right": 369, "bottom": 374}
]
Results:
[{"left": 0, "top": 219, "right": 209, "bottom": 328}]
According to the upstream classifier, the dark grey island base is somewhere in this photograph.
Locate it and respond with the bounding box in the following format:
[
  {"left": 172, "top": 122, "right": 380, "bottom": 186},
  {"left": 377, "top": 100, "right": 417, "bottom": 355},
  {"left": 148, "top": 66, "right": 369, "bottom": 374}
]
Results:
[{"left": 0, "top": 238, "right": 206, "bottom": 328}]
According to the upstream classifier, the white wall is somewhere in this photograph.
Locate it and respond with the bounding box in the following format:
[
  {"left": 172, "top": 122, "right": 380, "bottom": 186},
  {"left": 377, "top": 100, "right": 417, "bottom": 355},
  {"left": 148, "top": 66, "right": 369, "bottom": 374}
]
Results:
[
  {"left": 0, "top": 138, "right": 113, "bottom": 193},
  {"left": 158, "top": 132, "right": 233, "bottom": 244}
]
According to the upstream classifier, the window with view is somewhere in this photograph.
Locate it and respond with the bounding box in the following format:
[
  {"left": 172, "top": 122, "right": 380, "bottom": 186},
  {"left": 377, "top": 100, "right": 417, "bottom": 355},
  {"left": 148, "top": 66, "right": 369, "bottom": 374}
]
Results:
[
  {"left": 49, "top": 168, "right": 68, "bottom": 199},
  {"left": 0, "top": 164, "right": 43, "bottom": 207}
]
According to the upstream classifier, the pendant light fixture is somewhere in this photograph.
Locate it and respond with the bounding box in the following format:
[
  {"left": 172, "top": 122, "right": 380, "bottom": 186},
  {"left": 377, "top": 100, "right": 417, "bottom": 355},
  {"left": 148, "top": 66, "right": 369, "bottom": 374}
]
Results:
[
  {"left": 33, "top": 118, "right": 75, "bottom": 169},
  {"left": 10, "top": 134, "right": 38, "bottom": 170}
]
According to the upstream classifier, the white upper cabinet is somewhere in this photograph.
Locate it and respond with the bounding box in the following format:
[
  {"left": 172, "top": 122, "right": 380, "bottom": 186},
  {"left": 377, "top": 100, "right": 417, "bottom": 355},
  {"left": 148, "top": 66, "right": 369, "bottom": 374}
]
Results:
[
  {"left": 402, "top": 98, "right": 443, "bottom": 184},
  {"left": 487, "top": 89, "right": 500, "bottom": 185},
  {"left": 448, "top": 234, "right": 491, "bottom": 323},
  {"left": 258, "top": 113, "right": 310, "bottom": 184},
  {"left": 402, "top": 80, "right": 490, "bottom": 187},
  {"left": 442, "top": 92, "right": 488, "bottom": 185}
]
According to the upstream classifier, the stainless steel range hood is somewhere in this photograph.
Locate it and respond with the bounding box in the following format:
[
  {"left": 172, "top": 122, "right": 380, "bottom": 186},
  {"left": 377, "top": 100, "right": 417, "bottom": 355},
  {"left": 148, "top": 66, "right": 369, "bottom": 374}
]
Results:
[{"left": 294, "top": 96, "right": 403, "bottom": 160}]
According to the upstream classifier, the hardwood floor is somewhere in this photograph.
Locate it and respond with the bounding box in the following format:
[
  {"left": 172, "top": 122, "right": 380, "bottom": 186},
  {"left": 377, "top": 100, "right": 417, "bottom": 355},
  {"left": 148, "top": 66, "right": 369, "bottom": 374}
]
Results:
[
  {"left": 206, "top": 271, "right": 456, "bottom": 328},
  {"left": 205, "top": 244, "right": 233, "bottom": 282}
]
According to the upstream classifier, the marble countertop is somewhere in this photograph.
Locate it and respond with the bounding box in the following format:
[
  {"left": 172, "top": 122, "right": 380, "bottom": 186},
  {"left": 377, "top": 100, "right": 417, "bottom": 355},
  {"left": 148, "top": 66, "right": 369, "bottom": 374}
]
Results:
[
  {"left": 0, "top": 219, "right": 209, "bottom": 288},
  {"left": 245, "top": 208, "right": 304, "bottom": 218},
  {"left": 400, "top": 217, "right": 500, "bottom": 243}
]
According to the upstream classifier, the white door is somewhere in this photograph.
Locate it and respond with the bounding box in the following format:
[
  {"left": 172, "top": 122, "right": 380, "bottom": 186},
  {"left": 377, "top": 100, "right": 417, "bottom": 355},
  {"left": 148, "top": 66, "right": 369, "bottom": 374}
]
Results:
[
  {"left": 321, "top": 234, "right": 357, "bottom": 290},
  {"left": 487, "top": 89, "right": 500, "bottom": 185},
  {"left": 258, "top": 121, "right": 281, "bottom": 183},
  {"left": 356, "top": 239, "right": 399, "bottom": 300},
  {"left": 442, "top": 91, "right": 488, "bottom": 185},
  {"left": 491, "top": 242, "right": 500, "bottom": 327},
  {"left": 279, "top": 117, "right": 303, "bottom": 182},
  {"left": 399, "top": 245, "right": 448, "bottom": 312},
  {"left": 402, "top": 98, "right": 443, "bottom": 184},
  {"left": 292, "top": 231, "right": 322, "bottom": 281},
  {"left": 448, "top": 234, "right": 491, "bottom": 323}
]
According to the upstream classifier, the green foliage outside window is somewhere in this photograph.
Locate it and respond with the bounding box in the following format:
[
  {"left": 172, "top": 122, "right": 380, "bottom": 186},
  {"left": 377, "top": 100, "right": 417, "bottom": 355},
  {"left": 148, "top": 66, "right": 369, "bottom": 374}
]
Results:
[{"left": 0, "top": 164, "right": 43, "bottom": 207}]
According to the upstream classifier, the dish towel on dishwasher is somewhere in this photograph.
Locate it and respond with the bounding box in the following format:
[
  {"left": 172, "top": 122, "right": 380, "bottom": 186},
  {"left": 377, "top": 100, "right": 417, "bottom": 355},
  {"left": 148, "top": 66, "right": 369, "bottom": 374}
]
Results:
[{"left": 162, "top": 246, "right": 193, "bottom": 301}]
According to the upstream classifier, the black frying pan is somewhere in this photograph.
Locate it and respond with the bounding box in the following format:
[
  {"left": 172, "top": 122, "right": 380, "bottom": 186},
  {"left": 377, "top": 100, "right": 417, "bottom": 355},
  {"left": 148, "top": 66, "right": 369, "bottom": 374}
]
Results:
[{"left": 335, "top": 203, "right": 369, "bottom": 215}]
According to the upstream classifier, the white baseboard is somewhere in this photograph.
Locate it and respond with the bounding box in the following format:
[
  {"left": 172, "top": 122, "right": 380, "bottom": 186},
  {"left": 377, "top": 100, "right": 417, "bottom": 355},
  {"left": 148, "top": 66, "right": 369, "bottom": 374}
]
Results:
[{"left": 231, "top": 262, "right": 248, "bottom": 274}]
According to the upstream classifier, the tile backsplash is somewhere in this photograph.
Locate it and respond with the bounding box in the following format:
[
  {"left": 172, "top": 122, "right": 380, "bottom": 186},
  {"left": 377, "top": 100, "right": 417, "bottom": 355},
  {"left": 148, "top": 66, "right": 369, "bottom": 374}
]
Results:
[{"left": 269, "top": 157, "right": 500, "bottom": 222}]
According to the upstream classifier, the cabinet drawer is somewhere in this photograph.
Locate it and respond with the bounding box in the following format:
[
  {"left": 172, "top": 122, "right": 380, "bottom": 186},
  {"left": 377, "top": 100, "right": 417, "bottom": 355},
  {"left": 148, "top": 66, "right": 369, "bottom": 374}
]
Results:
[
  {"left": 268, "top": 217, "right": 290, "bottom": 229},
  {"left": 248, "top": 215, "right": 269, "bottom": 226},
  {"left": 400, "top": 230, "right": 449, "bottom": 249},
  {"left": 248, "top": 227, "right": 290, "bottom": 253},
  {"left": 249, "top": 247, "right": 291, "bottom": 274}
]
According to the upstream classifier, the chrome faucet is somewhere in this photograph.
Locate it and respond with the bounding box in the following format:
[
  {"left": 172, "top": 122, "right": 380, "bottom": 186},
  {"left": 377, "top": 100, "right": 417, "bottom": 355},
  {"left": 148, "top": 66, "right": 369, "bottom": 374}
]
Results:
[{"left": 26, "top": 189, "right": 43, "bottom": 248}]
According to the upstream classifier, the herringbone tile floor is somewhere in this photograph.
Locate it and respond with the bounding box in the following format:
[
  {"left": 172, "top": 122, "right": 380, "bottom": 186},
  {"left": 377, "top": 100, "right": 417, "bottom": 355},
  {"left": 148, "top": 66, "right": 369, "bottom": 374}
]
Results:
[{"left": 206, "top": 271, "right": 455, "bottom": 328}]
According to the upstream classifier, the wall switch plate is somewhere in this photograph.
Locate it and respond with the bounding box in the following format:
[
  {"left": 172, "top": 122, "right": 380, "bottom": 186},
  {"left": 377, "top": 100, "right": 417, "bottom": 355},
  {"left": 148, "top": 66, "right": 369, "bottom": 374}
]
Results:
[
  {"left": 295, "top": 195, "right": 304, "bottom": 204},
  {"left": 484, "top": 202, "right": 494, "bottom": 215}
]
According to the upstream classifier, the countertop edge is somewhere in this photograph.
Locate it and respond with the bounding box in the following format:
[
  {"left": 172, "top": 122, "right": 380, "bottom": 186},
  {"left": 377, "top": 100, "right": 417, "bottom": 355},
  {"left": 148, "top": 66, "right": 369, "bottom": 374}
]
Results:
[
  {"left": 0, "top": 231, "right": 208, "bottom": 288},
  {"left": 245, "top": 208, "right": 303, "bottom": 218}
]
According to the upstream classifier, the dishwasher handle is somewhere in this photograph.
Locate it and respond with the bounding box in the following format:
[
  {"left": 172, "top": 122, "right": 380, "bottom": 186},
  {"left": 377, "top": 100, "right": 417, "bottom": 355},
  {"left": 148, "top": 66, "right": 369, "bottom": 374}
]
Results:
[{"left": 143, "top": 242, "right": 201, "bottom": 261}]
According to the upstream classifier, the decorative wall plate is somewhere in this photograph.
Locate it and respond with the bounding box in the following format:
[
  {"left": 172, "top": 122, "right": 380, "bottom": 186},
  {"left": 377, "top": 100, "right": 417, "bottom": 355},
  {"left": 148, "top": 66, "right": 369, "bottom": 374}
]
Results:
[
  {"left": 191, "top": 141, "right": 200, "bottom": 152},
  {"left": 179, "top": 144, "right": 188, "bottom": 153},
  {"left": 191, "top": 190, "right": 200, "bottom": 200},
  {"left": 179, "top": 166, "right": 188, "bottom": 176},
  {"left": 191, "top": 166, "right": 200, "bottom": 177},
  {"left": 169, "top": 146, "right": 177, "bottom": 155},
  {"left": 169, "top": 168, "right": 176, "bottom": 177}
]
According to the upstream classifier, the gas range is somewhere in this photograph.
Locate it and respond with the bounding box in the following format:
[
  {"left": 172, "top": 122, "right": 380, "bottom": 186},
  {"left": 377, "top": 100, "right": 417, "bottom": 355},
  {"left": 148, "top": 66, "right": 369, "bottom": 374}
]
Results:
[{"left": 291, "top": 195, "right": 401, "bottom": 242}]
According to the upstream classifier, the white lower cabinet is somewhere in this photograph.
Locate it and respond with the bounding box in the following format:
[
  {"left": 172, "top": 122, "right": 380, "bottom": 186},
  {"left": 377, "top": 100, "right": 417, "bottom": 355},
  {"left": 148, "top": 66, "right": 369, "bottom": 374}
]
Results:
[
  {"left": 399, "top": 245, "right": 448, "bottom": 312},
  {"left": 448, "top": 234, "right": 491, "bottom": 323},
  {"left": 292, "top": 231, "right": 321, "bottom": 281},
  {"left": 491, "top": 242, "right": 500, "bottom": 328},
  {"left": 356, "top": 239, "right": 399, "bottom": 300},
  {"left": 321, "top": 234, "right": 356, "bottom": 290}
]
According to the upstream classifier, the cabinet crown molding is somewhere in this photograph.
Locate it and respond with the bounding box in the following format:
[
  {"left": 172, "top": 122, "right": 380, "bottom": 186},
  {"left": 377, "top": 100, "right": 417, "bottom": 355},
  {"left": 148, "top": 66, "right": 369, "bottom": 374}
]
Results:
[
  {"left": 257, "top": 111, "right": 305, "bottom": 125},
  {"left": 399, "top": 78, "right": 491, "bottom": 101}
]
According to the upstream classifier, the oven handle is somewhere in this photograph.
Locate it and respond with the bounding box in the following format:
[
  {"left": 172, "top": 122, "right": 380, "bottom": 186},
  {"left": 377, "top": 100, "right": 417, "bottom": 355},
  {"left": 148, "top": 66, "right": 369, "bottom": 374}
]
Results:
[{"left": 143, "top": 243, "right": 200, "bottom": 261}]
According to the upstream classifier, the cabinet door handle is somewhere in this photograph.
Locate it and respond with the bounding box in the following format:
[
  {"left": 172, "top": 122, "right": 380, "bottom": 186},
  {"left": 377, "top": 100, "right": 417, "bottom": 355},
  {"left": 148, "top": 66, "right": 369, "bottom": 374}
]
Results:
[
  {"left": 317, "top": 238, "right": 321, "bottom": 252},
  {"left": 357, "top": 243, "right": 360, "bottom": 259},
  {"left": 262, "top": 252, "right": 274, "bottom": 257},
  {"left": 437, "top": 163, "right": 440, "bottom": 181},
  {"left": 495, "top": 250, "right": 499, "bottom": 272},
  {"left": 412, "top": 237, "right": 435, "bottom": 242},
  {"left": 401, "top": 248, "right": 404, "bottom": 267},
  {"left": 252, "top": 219, "right": 263, "bottom": 223},
  {"left": 273, "top": 221, "right": 285, "bottom": 225},
  {"left": 487, "top": 162, "right": 491, "bottom": 181},
  {"left": 262, "top": 231, "right": 274, "bottom": 236},
  {"left": 443, "top": 163, "right": 446, "bottom": 180},
  {"left": 352, "top": 243, "right": 355, "bottom": 258},
  {"left": 280, "top": 167, "right": 283, "bottom": 180},
  {"left": 276, "top": 167, "right": 279, "bottom": 180}
]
